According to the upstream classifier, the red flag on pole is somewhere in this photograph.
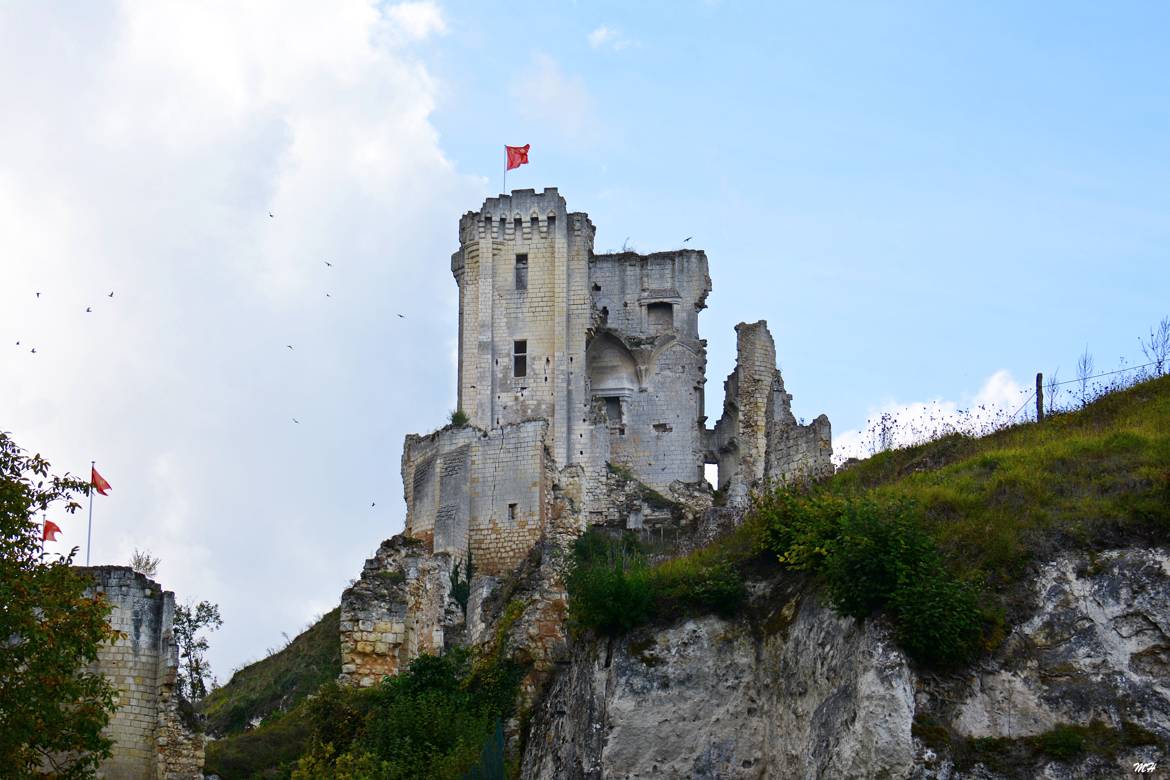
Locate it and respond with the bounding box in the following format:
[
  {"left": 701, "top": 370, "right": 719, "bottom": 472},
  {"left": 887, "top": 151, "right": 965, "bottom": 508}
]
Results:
[
  {"left": 42, "top": 520, "right": 62, "bottom": 542},
  {"left": 91, "top": 466, "right": 112, "bottom": 496},
  {"left": 505, "top": 144, "right": 530, "bottom": 171}
]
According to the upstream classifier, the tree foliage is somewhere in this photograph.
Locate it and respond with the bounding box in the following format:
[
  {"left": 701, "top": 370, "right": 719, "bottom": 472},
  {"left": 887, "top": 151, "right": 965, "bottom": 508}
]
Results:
[
  {"left": 0, "top": 431, "right": 120, "bottom": 778},
  {"left": 174, "top": 600, "right": 222, "bottom": 702},
  {"left": 128, "top": 548, "right": 160, "bottom": 578}
]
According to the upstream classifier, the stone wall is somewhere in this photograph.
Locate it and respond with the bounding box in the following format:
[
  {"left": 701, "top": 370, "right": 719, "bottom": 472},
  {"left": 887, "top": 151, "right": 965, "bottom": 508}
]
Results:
[
  {"left": 708, "top": 320, "right": 832, "bottom": 506},
  {"left": 402, "top": 419, "right": 551, "bottom": 576},
  {"left": 587, "top": 251, "right": 711, "bottom": 491},
  {"left": 338, "top": 537, "right": 460, "bottom": 687},
  {"left": 81, "top": 566, "right": 203, "bottom": 780}
]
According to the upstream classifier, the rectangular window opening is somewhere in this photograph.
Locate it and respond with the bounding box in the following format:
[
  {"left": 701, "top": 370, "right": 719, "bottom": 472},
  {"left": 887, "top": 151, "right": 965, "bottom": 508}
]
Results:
[
  {"left": 647, "top": 301, "right": 674, "bottom": 332},
  {"left": 513, "top": 339, "right": 527, "bottom": 378},
  {"left": 508, "top": 503, "right": 517, "bottom": 521},
  {"left": 515, "top": 254, "right": 528, "bottom": 291},
  {"left": 604, "top": 396, "right": 623, "bottom": 424}
]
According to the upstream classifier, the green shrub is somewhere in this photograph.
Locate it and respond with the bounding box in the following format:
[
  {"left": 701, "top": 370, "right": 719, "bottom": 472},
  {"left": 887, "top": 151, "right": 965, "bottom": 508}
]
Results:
[
  {"left": 751, "top": 489, "right": 983, "bottom": 667},
  {"left": 449, "top": 409, "right": 470, "bottom": 427},
  {"left": 566, "top": 531, "right": 655, "bottom": 636},
  {"left": 566, "top": 529, "right": 747, "bottom": 635},
  {"left": 294, "top": 647, "right": 521, "bottom": 779},
  {"left": 1034, "top": 724, "right": 1085, "bottom": 760}
]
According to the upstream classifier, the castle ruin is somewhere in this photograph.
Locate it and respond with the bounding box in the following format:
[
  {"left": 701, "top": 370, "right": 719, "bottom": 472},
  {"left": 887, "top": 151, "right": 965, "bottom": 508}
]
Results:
[{"left": 340, "top": 189, "right": 831, "bottom": 686}]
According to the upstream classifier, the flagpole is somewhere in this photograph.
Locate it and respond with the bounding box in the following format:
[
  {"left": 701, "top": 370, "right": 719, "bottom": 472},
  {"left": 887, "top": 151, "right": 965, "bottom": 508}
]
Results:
[{"left": 86, "top": 460, "right": 94, "bottom": 566}]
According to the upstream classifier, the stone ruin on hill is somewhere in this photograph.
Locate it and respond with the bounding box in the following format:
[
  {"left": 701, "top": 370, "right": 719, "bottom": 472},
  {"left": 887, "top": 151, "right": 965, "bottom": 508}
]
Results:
[
  {"left": 339, "top": 189, "right": 831, "bottom": 687},
  {"left": 79, "top": 566, "right": 205, "bottom": 779}
]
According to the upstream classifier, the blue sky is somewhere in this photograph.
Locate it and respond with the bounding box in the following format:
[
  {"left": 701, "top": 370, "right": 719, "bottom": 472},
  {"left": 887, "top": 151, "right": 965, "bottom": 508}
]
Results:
[
  {"left": 434, "top": 0, "right": 1169, "bottom": 424},
  {"left": 1, "top": 1, "right": 1166, "bottom": 677}
]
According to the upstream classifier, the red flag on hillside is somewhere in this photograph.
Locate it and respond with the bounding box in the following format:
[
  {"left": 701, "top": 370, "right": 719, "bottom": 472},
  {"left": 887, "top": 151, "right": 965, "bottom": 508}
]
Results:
[
  {"left": 42, "top": 520, "right": 62, "bottom": 542},
  {"left": 505, "top": 144, "right": 530, "bottom": 171},
  {"left": 91, "top": 466, "right": 112, "bottom": 496}
]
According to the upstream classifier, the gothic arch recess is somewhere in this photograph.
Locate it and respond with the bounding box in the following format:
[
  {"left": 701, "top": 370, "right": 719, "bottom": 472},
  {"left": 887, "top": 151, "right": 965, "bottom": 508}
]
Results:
[{"left": 586, "top": 332, "right": 637, "bottom": 396}]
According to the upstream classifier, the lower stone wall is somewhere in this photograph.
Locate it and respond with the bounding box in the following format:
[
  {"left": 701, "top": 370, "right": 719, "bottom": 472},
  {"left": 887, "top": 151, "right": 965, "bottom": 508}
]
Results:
[
  {"left": 766, "top": 412, "right": 833, "bottom": 484},
  {"left": 81, "top": 566, "right": 203, "bottom": 780},
  {"left": 402, "top": 420, "right": 551, "bottom": 576}
]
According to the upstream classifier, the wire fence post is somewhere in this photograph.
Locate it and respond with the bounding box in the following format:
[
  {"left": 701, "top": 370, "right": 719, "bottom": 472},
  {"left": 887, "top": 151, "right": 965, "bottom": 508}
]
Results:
[{"left": 1036, "top": 372, "right": 1044, "bottom": 422}]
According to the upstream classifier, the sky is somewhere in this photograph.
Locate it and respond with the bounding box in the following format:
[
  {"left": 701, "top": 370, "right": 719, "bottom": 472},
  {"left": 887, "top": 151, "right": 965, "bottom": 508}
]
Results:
[{"left": 2, "top": 1, "right": 1167, "bottom": 679}]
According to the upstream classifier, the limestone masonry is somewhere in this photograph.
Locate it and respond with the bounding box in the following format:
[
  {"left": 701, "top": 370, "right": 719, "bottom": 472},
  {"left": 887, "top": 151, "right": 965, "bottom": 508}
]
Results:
[
  {"left": 341, "top": 189, "right": 831, "bottom": 685},
  {"left": 80, "top": 567, "right": 204, "bottom": 780}
]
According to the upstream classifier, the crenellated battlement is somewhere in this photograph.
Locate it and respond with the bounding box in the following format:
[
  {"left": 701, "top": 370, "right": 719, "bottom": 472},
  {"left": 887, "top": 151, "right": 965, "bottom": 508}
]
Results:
[{"left": 457, "top": 188, "right": 595, "bottom": 245}]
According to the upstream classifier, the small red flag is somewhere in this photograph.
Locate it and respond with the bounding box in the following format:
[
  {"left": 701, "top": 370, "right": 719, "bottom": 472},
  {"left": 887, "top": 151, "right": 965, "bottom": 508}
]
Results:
[
  {"left": 42, "top": 520, "right": 62, "bottom": 542},
  {"left": 92, "top": 466, "right": 112, "bottom": 496},
  {"left": 505, "top": 144, "right": 530, "bottom": 171}
]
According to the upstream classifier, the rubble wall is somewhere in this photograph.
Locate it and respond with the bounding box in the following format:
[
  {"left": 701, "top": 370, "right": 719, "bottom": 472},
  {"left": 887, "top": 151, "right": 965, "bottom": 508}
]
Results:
[
  {"left": 338, "top": 538, "right": 457, "bottom": 687},
  {"left": 708, "top": 320, "right": 832, "bottom": 505}
]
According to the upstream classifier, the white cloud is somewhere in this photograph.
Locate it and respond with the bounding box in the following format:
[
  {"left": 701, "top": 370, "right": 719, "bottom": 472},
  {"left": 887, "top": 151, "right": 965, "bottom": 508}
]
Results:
[
  {"left": 833, "top": 370, "right": 1030, "bottom": 463},
  {"left": 511, "top": 52, "right": 600, "bottom": 143},
  {"left": 0, "top": 0, "right": 477, "bottom": 678},
  {"left": 587, "top": 25, "right": 631, "bottom": 50},
  {"left": 385, "top": 1, "right": 447, "bottom": 41}
]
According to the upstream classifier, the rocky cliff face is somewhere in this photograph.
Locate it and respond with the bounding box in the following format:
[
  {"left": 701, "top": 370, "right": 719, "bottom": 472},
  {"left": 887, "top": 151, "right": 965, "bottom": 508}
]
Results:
[{"left": 520, "top": 548, "right": 1169, "bottom": 779}]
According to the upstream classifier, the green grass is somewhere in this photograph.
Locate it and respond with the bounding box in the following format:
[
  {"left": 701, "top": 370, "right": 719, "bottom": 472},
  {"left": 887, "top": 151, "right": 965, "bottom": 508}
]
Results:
[
  {"left": 830, "top": 374, "right": 1170, "bottom": 590},
  {"left": 202, "top": 608, "right": 341, "bottom": 738}
]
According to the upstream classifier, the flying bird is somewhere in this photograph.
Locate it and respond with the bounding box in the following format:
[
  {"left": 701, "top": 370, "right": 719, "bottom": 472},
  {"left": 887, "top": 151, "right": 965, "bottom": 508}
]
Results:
[
  {"left": 371, "top": 502, "right": 376, "bottom": 507},
  {"left": 397, "top": 314, "right": 405, "bottom": 319},
  {"left": 35, "top": 292, "right": 40, "bottom": 298},
  {"left": 292, "top": 418, "right": 300, "bottom": 424},
  {"left": 324, "top": 261, "right": 332, "bottom": 267},
  {"left": 108, "top": 291, "right": 114, "bottom": 298},
  {"left": 86, "top": 307, "right": 92, "bottom": 313},
  {"left": 325, "top": 293, "right": 332, "bottom": 298},
  {"left": 286, "top": 345, "right": 294, "bottom": 350},
  {"left": 269, "top": 212, "right": 274, "bottom": 218},
  {"left": 30, "top": 348, "right": 36, "bottom": 354},
  {"left": 683, "top": 237, "right": 692, "bottom": 242}
]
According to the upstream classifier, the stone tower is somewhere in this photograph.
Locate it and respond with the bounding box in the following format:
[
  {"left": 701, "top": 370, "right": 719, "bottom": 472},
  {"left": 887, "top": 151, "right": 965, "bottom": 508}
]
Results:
[
  {"left": 341, "top": 189, "right": 833, "bottom": 686},
  {"left": 450, "top": 188, "right": 594, "bottom": 466}
]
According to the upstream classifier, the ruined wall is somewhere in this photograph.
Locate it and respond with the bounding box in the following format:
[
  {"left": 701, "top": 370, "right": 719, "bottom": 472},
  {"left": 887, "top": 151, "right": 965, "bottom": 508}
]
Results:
[
  {"left": 338, "top": 538, "right": 459, "bottom": 687},
  {"left": 586, "top": 251, "right": 711, "bottom": 490},
  {"left": 451, "top": 188, "right": 596, "bottom": 466},
  {"left": 708, "top": 321, "right": 832, "bottom": 505},
  {"left": 765, "top": 370, "right": 833, "bottom": 484},
  {"left": 402, "top": 425, "right": 479, "bottom": 560},
  {"left": 82, "top": 566, "right": 203, "bottom": 780}
]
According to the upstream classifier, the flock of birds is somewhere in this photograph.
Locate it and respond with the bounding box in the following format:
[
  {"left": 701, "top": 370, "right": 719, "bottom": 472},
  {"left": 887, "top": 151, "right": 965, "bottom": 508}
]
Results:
[
  {"left": 15, "top": 211, "right": 418, "bottom": 510},
  {"left": 17, "top": 290, "right": 116, "bottom": 354}
]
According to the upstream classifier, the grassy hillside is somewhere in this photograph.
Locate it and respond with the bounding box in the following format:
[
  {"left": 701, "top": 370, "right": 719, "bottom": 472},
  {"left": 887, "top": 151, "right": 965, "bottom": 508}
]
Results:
[
  {"left": 202, "top": 607, "right": 340, "bottom": 737},
  {"left": 829, "top": 373, "right": 1170, "bottom": 589}
]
